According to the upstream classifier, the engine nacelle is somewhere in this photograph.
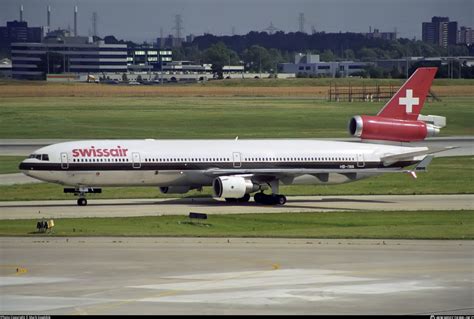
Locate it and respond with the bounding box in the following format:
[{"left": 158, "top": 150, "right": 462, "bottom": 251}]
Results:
[
  {"left": 212, "top": 176, "right": 262, "bottom": 199},
  {"left": 159, "top": 186, "right": 191, "bottom": 194},
  {"left": 348, "top": 115, "right": 439, "bottom": 142}
]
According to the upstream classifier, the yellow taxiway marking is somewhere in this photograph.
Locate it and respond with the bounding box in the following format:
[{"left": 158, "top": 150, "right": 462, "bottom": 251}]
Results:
[{"left": 0, "top": 265, "right": 28, "bottom": 276}]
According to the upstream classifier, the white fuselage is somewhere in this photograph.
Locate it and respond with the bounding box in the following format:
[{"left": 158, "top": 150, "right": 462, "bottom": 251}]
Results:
[{"left": 20, "top": 139, "right": 426, "bottom": 188}]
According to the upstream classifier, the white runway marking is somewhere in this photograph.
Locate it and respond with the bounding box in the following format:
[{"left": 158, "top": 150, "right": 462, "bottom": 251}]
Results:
[
  {"left": 1, "top": 295, "right": 112, "bottom": 312},
  {"left": 131, "top": 269, "right": 373, "bottom": 291},
  {"left": 0, "top": 276, "right": 73, "bottom": 287},
  {"left": 131, "top": 269, "right": 440, "bottom": 305}
]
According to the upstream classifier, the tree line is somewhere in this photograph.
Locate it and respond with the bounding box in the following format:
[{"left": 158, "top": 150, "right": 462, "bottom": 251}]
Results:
[{"left": 104, "top": 32, "right": 474, "bottom": 78}]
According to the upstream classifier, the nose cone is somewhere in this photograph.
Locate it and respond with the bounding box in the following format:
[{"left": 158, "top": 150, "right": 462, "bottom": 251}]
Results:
[
  {"left": 19, "top": 160, "right": 27, "bottom": 170},
  {"left": 19, "top": 160, "right": 34, "bottom": 176}
]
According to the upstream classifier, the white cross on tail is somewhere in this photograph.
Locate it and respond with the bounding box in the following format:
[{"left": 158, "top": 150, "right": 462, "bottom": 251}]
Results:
[{"left": 399, "top": 89, "right": 419, "bottom": 114}]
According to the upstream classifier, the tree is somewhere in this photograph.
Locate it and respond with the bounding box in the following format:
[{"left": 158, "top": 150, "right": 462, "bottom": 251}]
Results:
[
  {"left": 183, "top": 45, "right": 203, "bottom": 63},
  {"left": 202, "top": 42, "right": 239, "bottom": 78},
  {"left": 320, "top": 49, "right": 336, "bottom": 62},
  {"left": 172, "top": 47, "right": 186, "bottom": 61},
  {"left": 364, "top": 65, "right": 384, "bottom": 78},
  {"left": 344, "top": 49, "right": 355, "bottom": 60},
  {"left": 242, "top": 45, "right": 272, "bottom": 72},
  {"left": 390, "top": 66, "right": 402, "bottom": 78},
  {"left": 357, "top": 47, "right": 378, "bottom": 61},
  {"left": 267, "top": 48, "right": 285, "bottom": 73},
  {"left": 104, "top": 35, "right": 119, "bottom": 44}
]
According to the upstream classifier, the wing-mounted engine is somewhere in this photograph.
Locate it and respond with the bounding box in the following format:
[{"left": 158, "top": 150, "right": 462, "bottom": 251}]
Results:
[
  {"left": 212, "top": 176, "right": 263, "bottom": 199},
  {"left": 348, "top": 114, "right": 445, "bottom": 142}
]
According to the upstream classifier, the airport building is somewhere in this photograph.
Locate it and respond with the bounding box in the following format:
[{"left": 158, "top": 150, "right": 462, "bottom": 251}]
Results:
[
  {"left": 11, "top": 30, "right": 127, "bottom": 80},
  {"left": 127, "top": 47, "right": 173, "bottom": 72},
  {"left": 0, "top": 20, "right": 44, "bottom": 49},
  {"left": 280, "top": 53, "right": 367, "bottom": 77},
  {"left": 364, "top": 28, "right": 397, "bottom": 41}
]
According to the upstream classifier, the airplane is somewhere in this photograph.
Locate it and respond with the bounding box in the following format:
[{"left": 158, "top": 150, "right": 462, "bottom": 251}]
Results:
[{"left": 20, "top": 67, "right": 447, "bottom": 206}]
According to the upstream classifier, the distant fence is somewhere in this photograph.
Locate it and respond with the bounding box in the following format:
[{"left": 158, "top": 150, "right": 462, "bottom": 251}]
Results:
[
  {"left": 328, "top": 83, "right": 441, "bottom": 102},
  {"left": 328, "top": 83, "right": 397, "bottom": 102}
]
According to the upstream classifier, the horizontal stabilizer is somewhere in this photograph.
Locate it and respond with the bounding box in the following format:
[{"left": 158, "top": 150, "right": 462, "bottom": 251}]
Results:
[{"left": 381, "top": 147, "right": 455, "bottom": 166}]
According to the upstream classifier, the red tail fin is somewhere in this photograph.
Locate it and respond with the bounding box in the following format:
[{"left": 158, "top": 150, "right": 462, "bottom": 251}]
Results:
[{"left": 377, "top": 67, "right": 437, "bottom": 121}]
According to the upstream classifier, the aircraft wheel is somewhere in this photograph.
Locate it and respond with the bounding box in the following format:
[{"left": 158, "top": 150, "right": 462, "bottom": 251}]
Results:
[
  {"left": 77, "top": 198, "right": 87, "bottom": 206},
  {"left": 254, "top": 192, "right": 264, "bottom": 204},
  {"left": 238, "top": 193, "right": 251, "bottom": 202},
  {"left": 276, "top": 195, "right": 287, "bottom": 205}
]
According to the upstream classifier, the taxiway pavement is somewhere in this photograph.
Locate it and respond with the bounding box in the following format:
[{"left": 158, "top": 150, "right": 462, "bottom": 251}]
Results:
[
  {"left": 0, "top": 194, "right": 472, "bottom": 220},
  {"left": 1, "top": 237, "right": 472, "bottom": 315}
]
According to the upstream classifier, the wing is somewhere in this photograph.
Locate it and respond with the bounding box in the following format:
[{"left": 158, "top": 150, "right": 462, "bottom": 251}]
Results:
[
  {"left": 203, "top": 167, "right": 405, "bottom": 185},
  {"left": 204, "top": 150, "right": 445, "bottom": 183}
]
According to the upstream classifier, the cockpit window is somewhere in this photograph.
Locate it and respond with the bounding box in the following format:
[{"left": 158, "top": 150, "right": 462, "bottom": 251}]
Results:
[{"left": 28, "top": 154, "right": 49, "bottom": 161}]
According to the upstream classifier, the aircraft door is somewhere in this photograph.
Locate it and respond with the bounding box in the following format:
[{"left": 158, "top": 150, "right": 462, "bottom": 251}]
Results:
[
  {"left": 60, "top": 152, "right": 69, "bottom": 169},
  {"left": 232, "top": 152, "right": 242, "bottom": 168},
  {"left": 357, "top": 153, "right": 365, "bottom": 168},
  {"left": 132, "top": 152, "right": 141, "bottom": 169}
]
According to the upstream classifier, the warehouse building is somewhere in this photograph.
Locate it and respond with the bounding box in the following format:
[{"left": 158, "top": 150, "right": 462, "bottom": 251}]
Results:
[{"left": 280, "top": 53, "right": 367, "bottom": 77}]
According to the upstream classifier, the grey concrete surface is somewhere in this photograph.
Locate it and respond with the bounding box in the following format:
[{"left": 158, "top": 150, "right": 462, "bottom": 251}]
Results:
[
  {"left": 1, "top": 137, "right": 472, "bottom": 157},
  {"left": 0, "top": 237, "right": 472, "bottom": 315},
  {"left": 0, "top": 194, "right": 472, "bottom": 220}
]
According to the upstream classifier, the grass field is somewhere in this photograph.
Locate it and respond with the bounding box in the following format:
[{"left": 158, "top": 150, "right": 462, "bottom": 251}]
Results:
[
  {"left": 0, "top": 96, "right": 472, "bottom": 139},
  {"left": 1, "top": 156, "right": 472, "bottom": 201},
  {"left": 0, "top": 210, "right": 471, "bottom": 239},
  {"left": 0, "top": 156, "right": 22, "bottom": 174}
]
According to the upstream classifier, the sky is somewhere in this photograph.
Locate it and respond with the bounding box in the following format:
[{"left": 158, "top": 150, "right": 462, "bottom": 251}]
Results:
[{"left": 1, "top": 0, "right": 473, "bottom": 43}]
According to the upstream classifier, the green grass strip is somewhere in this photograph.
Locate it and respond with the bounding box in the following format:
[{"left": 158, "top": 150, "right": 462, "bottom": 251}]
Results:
[
  {"left": 1, "top": 210, "right": 472, "bottom": 239},
  {"left": 0, "top": 156, "right": 24, "bottom": 174}
]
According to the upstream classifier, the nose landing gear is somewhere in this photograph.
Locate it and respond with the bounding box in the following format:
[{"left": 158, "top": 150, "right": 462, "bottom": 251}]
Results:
[{"left": 64, "top": 187, "right": 102, "bottom": 206}]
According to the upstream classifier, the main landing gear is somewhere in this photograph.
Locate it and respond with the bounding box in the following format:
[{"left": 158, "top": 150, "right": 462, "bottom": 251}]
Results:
[
  {"left": 64, "top": 187, "right": 102, "bottom": 206},
  {"left": 254, "top": 192, "right": 287, "bottom": 205},
  {"left": 253, "top": 179, "right": 287, "bottom": 205}
]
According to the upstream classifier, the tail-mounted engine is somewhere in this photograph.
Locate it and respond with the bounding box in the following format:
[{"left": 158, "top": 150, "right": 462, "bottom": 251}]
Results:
[{"left": 348, "top": 114, "right": 445, "bottom": 142}]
